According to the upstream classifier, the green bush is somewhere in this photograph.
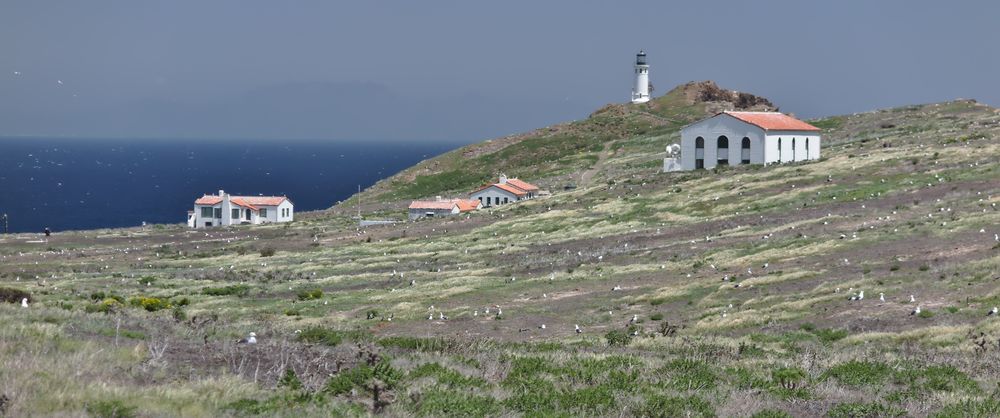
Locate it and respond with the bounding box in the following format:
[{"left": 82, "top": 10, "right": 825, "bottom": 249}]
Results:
[
  {"left": 279, "top": 368, "right": 303, "bottom": 391},
  {"left": 202, "top": 284, "right": 250, "bottom": 297},
  {"left": 751, "top": 409, "right": 792, "bottom": 418},
  {"left": 822, "top": 360, "right": 894, "bottom": 387},
  {"left": 297, "top": 289, "right": 323, "bottom": 301},
  {"left": 812, "top": 328, "right": 849, "bottom": 343},
  {"left": 259, "top": 247, "right": 276, "bottom": 257},
  {"left": 297, "top": 327, "right": 344, "bottom": 346},
  {"left": 932, "top": 398, "right": 1000, "bottom": 417},
  {"left": 416, "top": 390, "right": 500, "bottom": 417},
  {"left": 85, "top": 399, "right": 137, "bottom": 418},
  {"left": 605, "top": 329, "right": 634, "bottom": 347},
  {"left": 128, "top": 296, "right": 171, "bottom": 312},
  {"left": 85, "top": 298, "right": 123, "bottom": 314},
  {"left": 650, "top": 313, "right": 664, "bottom": 321},
  {"left": 917, "top": 309, "right": 935, "bottom": 318},
  {"left": 772, "top": 367, "right": 807, "bottom": 389},
  {"left": 661, "top": 359, "right": 716, "bottom": 390},
  {"left": 636, "top": 395, "right": 715, "bottom": 418}
]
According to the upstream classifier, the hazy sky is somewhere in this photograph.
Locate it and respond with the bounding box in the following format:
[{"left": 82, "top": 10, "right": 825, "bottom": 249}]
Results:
[{"left": 1, "top": 1, "right": 997, "bottom": 142}]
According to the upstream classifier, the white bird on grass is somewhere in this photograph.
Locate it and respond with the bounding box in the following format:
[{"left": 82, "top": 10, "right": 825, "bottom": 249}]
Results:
[
  {"left": 987, "top": 307, "right": 998, "bottom": 316},
  {"left": 911, "top": 306, "right": 921, "bottom": 316},
  {"left": 238, "top": 332, "right": 257, "bottom": 344},
  {"left": 575, "top": 324, "right": 582, "bottom": 334},
  {"left": 879, "top": 293, "right": 885, "bottom": 302},
  {"left": 630, "top": 314, "right": 638, "bottom": 324},
  {"left": 910, "top": 295, "right": 916, "bottom": 303},
  {"left": 21, "top": 297, "right": 29, "bottom": 308}
]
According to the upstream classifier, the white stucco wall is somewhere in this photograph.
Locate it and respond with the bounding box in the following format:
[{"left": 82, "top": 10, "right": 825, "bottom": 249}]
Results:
[
  {"left": 277, "top": 200, "right": 294, "bottom": 222},
  {"left": 681, "top": 114, "right": 766, "bottom": 170},
  {"left": 191, "top": 199, "right": 293, "bottom": 228},
  {"left": 470, "top": 187, "right": 520, "bottom": 207},
  {"left": 764, "top": 132, "right": 821, "bottom": 164}
]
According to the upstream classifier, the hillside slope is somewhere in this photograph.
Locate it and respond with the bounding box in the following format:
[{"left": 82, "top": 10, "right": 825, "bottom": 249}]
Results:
[
  {"left": 1, "top": 85, "right": 1000, "bottom": 416},
  {"left": 347, "top": 81, "right": 775, "bottom": 209}
]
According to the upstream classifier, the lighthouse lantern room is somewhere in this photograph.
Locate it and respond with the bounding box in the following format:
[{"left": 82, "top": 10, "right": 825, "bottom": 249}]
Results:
[{"left": 631, "top": 50, "right": 650, "bottom": 104}]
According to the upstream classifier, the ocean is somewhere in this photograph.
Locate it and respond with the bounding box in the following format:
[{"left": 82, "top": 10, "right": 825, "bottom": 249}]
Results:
[{"left": 0, "top": 137, "right": 457, "bottom": 233}]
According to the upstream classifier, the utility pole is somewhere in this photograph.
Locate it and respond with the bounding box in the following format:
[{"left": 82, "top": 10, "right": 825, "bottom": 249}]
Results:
[
  {"left": 356, "top": 185, "right": 362, "bottom": 220},
  {"left": 1, "top": 213, "right": 7, "bottom": 234}
]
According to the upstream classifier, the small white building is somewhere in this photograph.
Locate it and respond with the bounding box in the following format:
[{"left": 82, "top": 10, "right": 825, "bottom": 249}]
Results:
[
  {"left": 408, "top": 198, "right": 481, "bottom": 220},
  {"left": 470, "top": 175, "right": 539, "bottom": 207},
  {"left": 673, "top": 111, "right": 821, "bottom": 171},
  {"left": 187, "top": 190, "right": 293, "bottom": 228}
]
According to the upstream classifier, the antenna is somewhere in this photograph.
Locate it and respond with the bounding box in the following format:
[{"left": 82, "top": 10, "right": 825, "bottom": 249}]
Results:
[
  {"left": 1, "top": 213, "right": 7, "bottom": 234},
  {"left": 356, "top": 185, "right": 362, "bottom": 220}
]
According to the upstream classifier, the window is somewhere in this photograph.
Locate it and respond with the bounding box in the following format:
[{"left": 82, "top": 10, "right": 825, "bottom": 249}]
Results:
[
  {"left": 201, "top": 207, "right": 213, "bottom": 218},
  {"left": 695, "top": 137, "right": 704, "bottom": 148},
  {"left": 777, "top": 138, "right": 782, "bottom": 162},
  {"left": 717, "top": 135, "right": 729, "bottom": 165},
  {"left": 695, "top": 136, "right": 705, "bottom": 169},
  {"left": 792, "top": 138, "right": 797, "bottom": 161},
  {"left": 486, "top": 197, "right": 491, "bottom": 206},
  {"left": 260, "top": 208, "right": 267, "bottom": 218},
  {"left": 742, "top": 137, "right": 751, "bottom": 164},
  {"left": 214, "top": 208, "right": 222, "bottom": 219},
  {"left": 717, "top": 136, "right": 728, "bottom": 149},
  {"left": 232, "top": 209, "right": 240, "bottom": 219},
  {"left": 503, "top": 197, "right": 509, "bottom": 204},
  {"left": 805, "top": 138, "right": 810, "bottom": 156}
]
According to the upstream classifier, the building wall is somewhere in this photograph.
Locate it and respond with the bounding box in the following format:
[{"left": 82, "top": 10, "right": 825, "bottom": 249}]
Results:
[
  {"left": 191, "top": 199, "right": 293, "bottom": 228},
  {"left": 681, "top": 115, "right": 766, "bottom": 170},
  {"left": 470, "top": 187, "right": 521, "bottom": 207},
  {"left": 193, "top": 204, "right": 222, "bottom": 228},
  {"left": 277, "top": 200, "right": 294, "bottom": 222},
  {"left": 764, "top": 131, "right": 821, "bottom": 164},
  {"left": 408, "top": 207, "right": 458, "bottom": 220}
]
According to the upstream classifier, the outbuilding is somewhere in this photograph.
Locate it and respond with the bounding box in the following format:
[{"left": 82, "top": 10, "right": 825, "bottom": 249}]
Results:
[
  {"left": 408, "top": 198, "right": 482, "bottom": 220},
  {"left": 677, "top": 111, "right": 821, "bottom": 171},
  {"left": 470, "top": 175, "right": 539, "bottom": 207}
]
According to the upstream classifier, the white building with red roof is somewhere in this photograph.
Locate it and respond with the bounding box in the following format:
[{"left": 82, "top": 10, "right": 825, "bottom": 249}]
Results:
[
  {"left": 188, "top": 190, "right": 294, "bottom": 228},
  {"left": 469, "top": 175, "right": 539, "bottom": 207},
  {"left": 408, "top": 197, "right": 482, "bottom": 220},
  {"left": 673, "top": 111, "right": 821, "bottom": 171}
]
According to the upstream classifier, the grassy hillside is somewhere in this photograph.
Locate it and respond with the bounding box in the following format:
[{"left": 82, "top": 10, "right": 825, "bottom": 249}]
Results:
[{"left": 2, "top": 85, "right": 1000, "bottom": 416}]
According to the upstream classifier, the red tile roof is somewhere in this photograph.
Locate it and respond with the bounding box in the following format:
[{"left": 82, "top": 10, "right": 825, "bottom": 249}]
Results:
[
  {"left": 504, "top": 178, "right": 539, "bottom": 192},
  {"left": 453, "top": 199, "right": 481, "bottom": 212},
  {"left": 194, "top": 195, "right": 289, "bottom": 209},
  {"left": 724, "top": 112, "right": 820, "bottom": 132}
]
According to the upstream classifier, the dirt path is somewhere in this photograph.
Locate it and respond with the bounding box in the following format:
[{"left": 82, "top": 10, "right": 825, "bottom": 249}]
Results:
[{"left": 579, "top": 145, "right": 612, "bottom": 186}]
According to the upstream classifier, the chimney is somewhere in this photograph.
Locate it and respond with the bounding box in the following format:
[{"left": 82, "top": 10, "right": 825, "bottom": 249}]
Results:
[
  {"left": 498, "top": 174, "right": 508, "bottom": 184},
  {"left": 219, "top": 189, "right": 225, "bottom": 197},
  {"left": 435, "top": 196, "right": 443, "bottom": 201}
]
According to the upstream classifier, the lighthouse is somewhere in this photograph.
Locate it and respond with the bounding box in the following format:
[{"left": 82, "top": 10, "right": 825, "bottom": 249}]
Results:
[{"left": 631, "top": 50, "right": 650, "bottom": 104}]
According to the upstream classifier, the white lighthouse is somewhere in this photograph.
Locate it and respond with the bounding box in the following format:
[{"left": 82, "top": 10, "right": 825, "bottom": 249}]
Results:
[{"left": 631, "top": 50, "right": 650, "bottom": 104}]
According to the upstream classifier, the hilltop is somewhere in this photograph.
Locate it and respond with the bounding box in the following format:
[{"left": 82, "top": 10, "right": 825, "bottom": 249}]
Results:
[
  {"left": 343, "top": 81, "right": 776, "bottom": 211},
  {"left": 1, "top": 82, "right": 1000, "bottom": 416}
]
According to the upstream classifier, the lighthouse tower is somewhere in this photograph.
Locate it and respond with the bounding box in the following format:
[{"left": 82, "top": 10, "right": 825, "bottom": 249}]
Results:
[{"left": 631, "top": 50, "right": 650, "bottom": 104}]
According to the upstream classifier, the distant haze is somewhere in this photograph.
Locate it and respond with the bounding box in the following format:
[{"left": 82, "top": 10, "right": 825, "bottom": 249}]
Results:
[{"left": 1, "top": 1, "right": 997, "bottom": 142}]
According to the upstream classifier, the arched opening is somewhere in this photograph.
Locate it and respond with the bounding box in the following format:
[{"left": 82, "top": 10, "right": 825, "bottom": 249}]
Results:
[
  {"left": 777, "top": 138, "right": 782, "bottom": 162},
  {"left": 717, "top": 136, "right": 729, "bottom": 166},
  {"left": 791, "top": 138, "right": 797, "bottom": 162},
  {"left": 695, "top": 136, "right": 705, "bottom": 169},
  {"left": 805, "top": 138, "right": 810, "bottom": 158},
  {"left": 741, "top": 137, "right": 751, "bottom": 164}
]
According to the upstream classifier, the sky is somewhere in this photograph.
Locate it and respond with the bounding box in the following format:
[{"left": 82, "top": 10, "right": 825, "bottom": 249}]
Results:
[{"left": 1, "top": 1, "right": 998, "bottom": 142}]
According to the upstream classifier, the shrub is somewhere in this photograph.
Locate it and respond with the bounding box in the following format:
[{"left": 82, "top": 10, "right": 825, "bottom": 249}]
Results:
[
  {"left": 202, "top": 284, "right": 250, "bottom": 297},
  {"left": 297, "top": 289, "right": 323, "bottom": 301},
  {"left": 128, "top": 296, "right": 171, "bottom": 312},
  {"left": 812, "top": 328, "right": 849, "bottom": 343},
  {"left": 605, "top": 329, "right": 633, "bottom": 347},
  {"left": 917, "top": 309, "right": 935, "bottom": 318},
  {"left": 279, "top": 368, "right": 303, "bottom": 391},
  {"left": 379, "top": 336, "right": 452, "bottom": 352},
  {"left": 822, "top": 361, "right": 893, "bottom": 387},
  {"left": 85, "top": 298, "right": 123, "bottom": 314},
  {"left": 772, "top": 367, "right": 807, "bottom": 389},
  {"left": 171, "top": 307, "right": 187, "bottom": 322},
  {"left": 636, "top": 395, "right": 714, "bottom": 418},
  {"left": 933, "top": 398, "right": 1000, "bottom": 417},
  {"left": 650, "top": 313, "right": 664, "bottom": 321},
  {"left": 0, "top": 287, "right": 31, "bottom": 304},
  {"left": 85, "top": 399, "right": 137, "bottom": 418},
  {"left": 416, "top": 390, "right": 500, "bottom": 417},
  {"left": 297, "top": 327, "right": 344, "bottom": 347},
  {"left": 259, "top": 247, "right": 276, "bottom": 257},
  {"left": 662, "top": 359, "right": 716, "bottom": 390}
]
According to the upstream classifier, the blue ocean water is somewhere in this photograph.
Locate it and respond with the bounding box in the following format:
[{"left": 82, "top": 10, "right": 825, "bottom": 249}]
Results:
[{"left": 0, "top": 138, "right": 456, "bottom": 233}]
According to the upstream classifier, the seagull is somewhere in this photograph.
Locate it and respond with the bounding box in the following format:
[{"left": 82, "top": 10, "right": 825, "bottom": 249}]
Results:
[
  {"left": 410, "top": 279, "right": 416, "bottom": 286},
  {"left": 439, "top": 312, "right": 447, "bottom": 320},
  {"left": 575, "top": 324, "right": 582, "bottom": 334},
  {"left": 612, "top": 285, "right": 622, "bottom": 291},
  {"left": 879, "top": 293, "right": 885, "bottom": 302},
  {"left": 539, "top": 324, "right": 546, "bottom": 329},
  {"left": 910, "top": 295, "right": 916, "bottom": 303},
  {"left": 428, "top": 314, "right": 434, "bottom": 320},
  {"left": 21, "top": 297, "right": 29, "bottom": 308},
  {"left": 629, "top": 314, "right": 638, "bottom": 324},
  {"left": 237, "top": 332, "right": 257, "bottom": 344},
  {"left": 911, "top": 306, "right": 921, "bottom": 316},
  {"left": 988, "top": 307, "right": 998, "bottom": 316}
]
